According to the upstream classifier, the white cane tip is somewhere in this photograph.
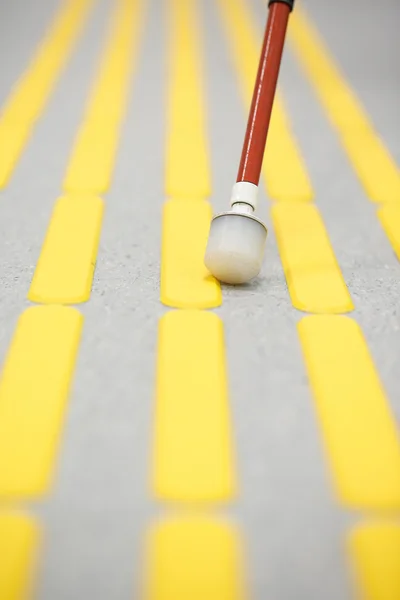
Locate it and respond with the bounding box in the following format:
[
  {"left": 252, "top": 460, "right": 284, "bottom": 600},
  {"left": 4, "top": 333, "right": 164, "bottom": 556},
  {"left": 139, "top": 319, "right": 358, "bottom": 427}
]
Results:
[{"left": 204, "top": 212, "right": 267, "bottom": 285}]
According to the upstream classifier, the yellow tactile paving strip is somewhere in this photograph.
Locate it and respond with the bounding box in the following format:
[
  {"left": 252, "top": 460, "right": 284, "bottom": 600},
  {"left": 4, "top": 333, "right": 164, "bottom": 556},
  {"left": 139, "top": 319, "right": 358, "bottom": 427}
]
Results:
[
  {"left": 160, "top": 0, "right": 220, "bottom": 309},
  {"left": 0, "top": 0, "right": 94, "bottom": 189},
  {"left": 271, "top": 203, "right": 353, "bottom": 313},
  {"left": 348, "top": 521, "right": 400, "bottom": 600},
  {"left": 0, "top": 306, "right": 83, "bottom": 498},
  {"left": 157, "top": 0, "right": 230, "bottom": 499},
  {"left": 0, "top": 0, "right": 146, "bottom": 595},
  {"left": 286, "top": 9, "right": 400, "bottom": 599},
  {"left": 144, "top": 514, "right": 246, "bottom": 600},
  {"left": 165, "top": 0, "right": 211, "bottom": 199},
  {"left": 29, "top": 0, "right": 146, "bottom": 304},
  {"left": 28, "top": 196, "right": 104, "bottom": 303},
  {"left": 63, "top": 0, "right": 144, "bottom": 194},
  {"left": 288, "top": 6, "right": 400, "bottom": 274},
  {"left": 160, "top": 199, "right": 221, "bottom": 309},
  {"left": 298, "top": 316, "right": 400, "bottom": 510},
  {"left": 286, "top": 7, "right": 400, "bottom": 595},
  {"left": 2, "top": 0, "right": 146, "bottom": 491},
  {"left": 152, "top": 0, "right": 239, "bottom": 592},
  {"left": 0, "top": 512, "right": 39, "bottom": 600},
  {"left": 217, "top": 2, "right": 400, "bottom": 599},
  {"left": 218, "top": 0, "right": 352, "bottom": 315},
  {"left": 288, "top": 8, "right": 400, "bottom": 206},
  {"left": 265, "top": 94, "right": 313, "bottom": 202},
  {"left": 0, "top": 0, "right": 399, "bottom": 598},
  {"left": 153, "top": 310, "right": 235, "bottom": 502}
]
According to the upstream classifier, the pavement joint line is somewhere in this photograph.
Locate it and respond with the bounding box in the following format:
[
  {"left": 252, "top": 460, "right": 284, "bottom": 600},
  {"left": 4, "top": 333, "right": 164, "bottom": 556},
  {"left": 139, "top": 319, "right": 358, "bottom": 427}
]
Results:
[{"left": 0, "top": 0, "right": 95, "bottom": 190}]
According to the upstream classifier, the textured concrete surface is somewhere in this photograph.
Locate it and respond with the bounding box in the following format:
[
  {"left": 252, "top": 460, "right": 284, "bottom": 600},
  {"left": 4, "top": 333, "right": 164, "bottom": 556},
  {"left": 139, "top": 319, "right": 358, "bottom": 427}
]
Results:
[{"left": 0, "top": 0, "right": 399, "bottom": 598}]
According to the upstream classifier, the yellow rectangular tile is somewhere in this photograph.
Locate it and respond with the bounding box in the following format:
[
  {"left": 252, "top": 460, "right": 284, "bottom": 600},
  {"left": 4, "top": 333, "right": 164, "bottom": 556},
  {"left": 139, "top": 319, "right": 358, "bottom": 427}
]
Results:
[
  {"left": 144, "top": 515, "right": 246, "bottom": 600},
  {"left": 298, "top": 315, "right": 400, "bottom": 509},
  {"left": 288, "top": 9, "right": 400, "bottom": 204},
  {"left": 165, "top": 0, "right": 211, "bottom": 199},
  {"left": 0, "top": 512, "right": 39, "bottom": 600},
  {"left": 0, "top": 306, "right": 83, "bottom": 498},
  {"left": 348, "top": 521, "right": 400, "bottom": 600},
  {"left": 63, "top": 124, "right": 119, "bottom": 194},
  {"left": 377, "top": 204, "right": 400, "bottom": 261},
  {"left": 28, "top": 195, "right": 104, "bottom": 304},
  {"left": 0, "top": 0, "right": 94, "bottom": 188},
  {"left": 165, "top": 0, "right": 211, "bottom": 198},
  {"left": 265, "top": 94, "right": 313, "bottom": 201},
  {"left": 153, "top": 310, "right": 236, "bottom": 502},
  {"left": 160, "top": 199, "right": 221, "bottom": 308},
  {"left": 63, "top": 0, "right": 146, "bottom": 194},
  {"left": 217, "top": 0, "right": 313, "bottom": 202},
  {"left": 0, "top": 123, "right": 30, "bottom": 189},
  {"left": 271, "top": 203, "right": 353, "bottom": 313}
]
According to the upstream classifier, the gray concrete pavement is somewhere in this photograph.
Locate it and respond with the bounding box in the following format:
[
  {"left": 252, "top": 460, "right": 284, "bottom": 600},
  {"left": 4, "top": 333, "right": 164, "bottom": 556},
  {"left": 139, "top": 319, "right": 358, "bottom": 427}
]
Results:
[{"left": 0, "top": 0, "right": 399, "bottom": 598}]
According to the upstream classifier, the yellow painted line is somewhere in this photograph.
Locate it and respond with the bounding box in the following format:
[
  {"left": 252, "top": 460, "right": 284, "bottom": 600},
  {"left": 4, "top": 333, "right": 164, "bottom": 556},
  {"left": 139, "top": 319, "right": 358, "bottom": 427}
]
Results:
[
  {"left": 63, "top": 0, "right": 146, "bottom": 193},
  {"left": 144, "top": 515, "right": 246, "bottom": 600},
  {"left": 160, "top": 199, "right": 221, "bottom": 308},
  {"left": 298, "top": 315, "right": 400, "bottom": 509},
  {"left": 217, "top": 0, "right": 313, "bottom": 202},
  {"left": 0, "top": 0, "right": 94, "bottom": 189},
  {"left": 288, "top": 9, "right": 400, "bottom": 204},
  {"left": 377, "top": 204, "right": 400, "bottom": 261},
  {"left": 153, "top": 310, "right": 236, "bottom": 502},
  {"left": 348, "top": 521, "right": 400, "bottom": 600},
  {"left": 165, "top": 0, "right": 211, "bottom": 199},
  {"left": 0, "top": 512, "right": 39, "bottom": 600},
  {"left": 0, "top": 306, "right": 83, "bottom": 498},
  {"left": 271, "top": 203, "right": 353, "bottom": 313},
  {"left": 28, "top": 195, "right": 104, "bottom": 304}
]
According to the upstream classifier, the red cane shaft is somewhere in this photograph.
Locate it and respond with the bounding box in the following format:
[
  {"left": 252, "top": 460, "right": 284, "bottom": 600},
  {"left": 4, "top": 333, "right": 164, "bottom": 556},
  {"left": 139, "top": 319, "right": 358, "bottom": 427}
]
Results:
[{"left": 236, "top": 2, "right": 291, "bottom": 185}]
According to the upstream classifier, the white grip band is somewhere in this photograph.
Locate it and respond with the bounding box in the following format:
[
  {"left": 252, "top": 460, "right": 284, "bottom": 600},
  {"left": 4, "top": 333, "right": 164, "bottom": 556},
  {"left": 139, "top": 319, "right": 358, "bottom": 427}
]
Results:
[{"left": 230, "top": 181, "right": 258, "bottom": 211}]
